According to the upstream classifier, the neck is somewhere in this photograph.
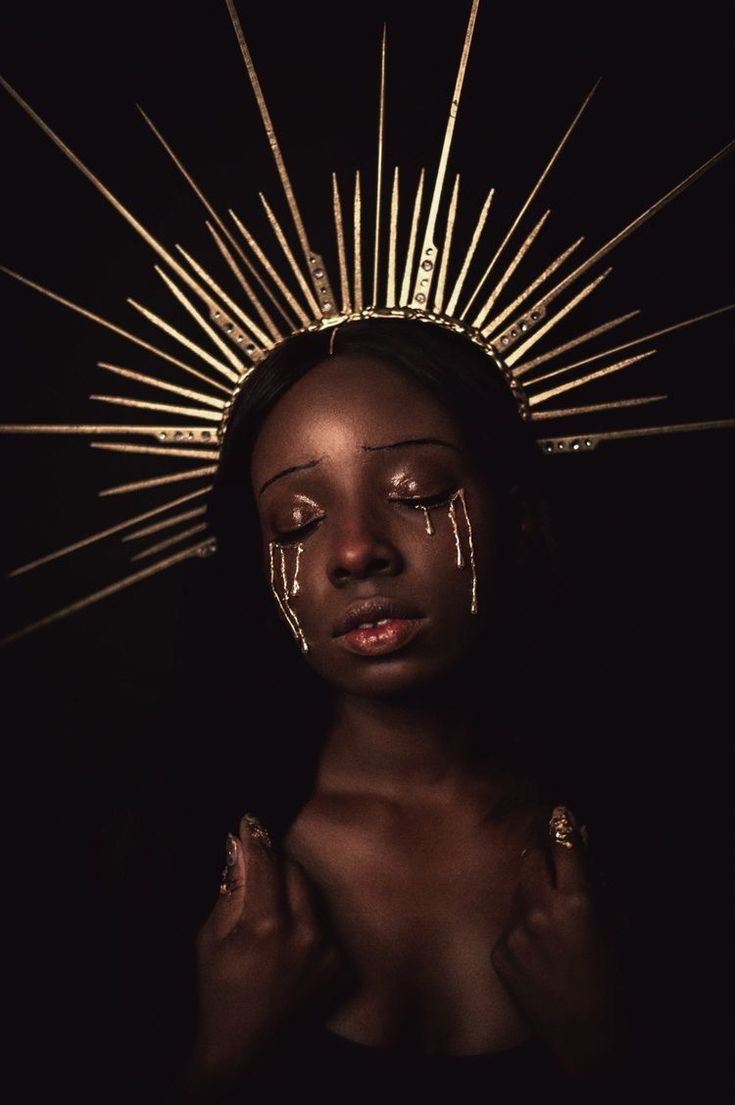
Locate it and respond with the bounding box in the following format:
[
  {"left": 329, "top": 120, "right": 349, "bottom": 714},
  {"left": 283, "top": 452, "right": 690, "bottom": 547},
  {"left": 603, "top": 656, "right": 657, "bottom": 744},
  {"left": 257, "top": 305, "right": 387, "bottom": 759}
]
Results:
[{"left": 319, "top": 670, "right": 501, "bottom": 800}]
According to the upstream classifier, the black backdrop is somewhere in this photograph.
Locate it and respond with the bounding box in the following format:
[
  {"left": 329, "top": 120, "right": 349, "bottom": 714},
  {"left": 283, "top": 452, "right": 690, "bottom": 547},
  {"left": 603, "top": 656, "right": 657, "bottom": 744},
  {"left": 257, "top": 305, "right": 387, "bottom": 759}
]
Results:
[{"left": 1, "top": 0, "right": 734, "bottom": 1099}]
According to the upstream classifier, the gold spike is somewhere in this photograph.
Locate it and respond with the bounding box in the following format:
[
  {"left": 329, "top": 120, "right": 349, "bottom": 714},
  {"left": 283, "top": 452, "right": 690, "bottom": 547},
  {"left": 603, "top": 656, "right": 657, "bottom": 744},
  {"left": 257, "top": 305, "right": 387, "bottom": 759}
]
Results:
[
  {"left": 373, "top": 25, "right": 387, "bottom": 305},
  {"left": 130, "top": 522, "right": 209, "bottom": 562},
  {"left": 97, "top": 363, "right": 226, "bottom": 410},
  {"left": 504, "top": 269, "right": 612, "bottom": 366},
  {"left": 0, "top": 266, "right": 232, "bottom": 396},
  {"left": 461, "top": 81, "right": 600, "bottom": 320},
  {"left": 90, "top": 443, "right": 220, "bottom": 460},
  {"left": 481, "top": 238, "right": 583, "bottom": 338},
  {"left": 332, "top": 174, "right": 352, "bottom": 314},
  {"left": 539, "top": 418, "right": 735, "bottom": 453},
  {"left": 399, "top": 168, "right": 425, "bottom": 306},
  {"left": 516, "top": 139, "right": 735, "bottom": 348},
  {"left": 529, "top": 350, "right": 657, "bottom": 406},
  {"left": 0, "top": 78, "right": 246, "bottom": 337},
  {"left": 136, "top": 104, "right": 282, "bottom": 340},
  {"left": 386, "top": 167, "right": 400, "bottom": 308},
  {"left": 412, "top": 0, "right": 480, "bottom": 308},
  {"left": 0, "top": 424, "right": 214, "bottom": 436},
  {"left": 99, "top": 465, "right": 218, "bottom": 497},
  {"left": 434, "top": 174, "right": 460, "bottom": 314},
  {"left": 473, "top": 209, "right": 550, "bottom": 329},
  {"left": 202, "top": 222, "right": 283, "bottom": 340},
  {"left": 445, "top": 187, "right": 494, "bottom": 316},
  {"left": 512, "top": 311, "right": 640, "bottom": 377},
  {"left": 224, "top": 0, "right": 335, "bottom": 310},
  {"left": 1, "top": 539, "right": 215, "bottom": 648},
  {"left": 530, "top": 395, "right": 666, "bottom": 420},
  {"left": 127, "top": 298, "right": 240, "bottom": 383},
  {"left": 353, "top": 171, "right": 363, "bottom": 312},
  {"left": 89, "top": 394, "right": 222, "bottom": 422},
  {"left": 123, "top": 506, "right": 207, "bottom": 542},
  {"left": 6, "top": 487, "right": 211, "bottom": 577},
  {"left": 154, "top": 266, "right": 248, "bottom": 372},
  {"left": 259, "top": 193, "right": 320, "bottom": 316},
  {"left": 229, "top": 209, "right": 310, "bottom": 326},
  {"left": 170, "top": 248, "right": 269, "bottom": 350},
  {"left": 522, "top": 303, "right": 735, "bottom": 387}
]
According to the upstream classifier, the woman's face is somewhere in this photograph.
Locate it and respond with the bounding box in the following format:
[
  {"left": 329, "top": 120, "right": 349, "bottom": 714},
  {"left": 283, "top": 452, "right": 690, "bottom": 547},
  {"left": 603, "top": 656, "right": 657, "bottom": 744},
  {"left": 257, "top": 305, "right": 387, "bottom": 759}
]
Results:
[{"left": 250, "top": 354, "right": 499, "bottom": 697}]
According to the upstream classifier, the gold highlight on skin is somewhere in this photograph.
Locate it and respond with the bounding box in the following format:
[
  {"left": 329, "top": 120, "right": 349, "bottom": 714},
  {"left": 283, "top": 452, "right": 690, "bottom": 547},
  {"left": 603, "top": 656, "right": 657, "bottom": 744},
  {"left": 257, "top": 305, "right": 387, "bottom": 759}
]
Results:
[
  {"left": 268, "top": 540, "right": 309, "bottom": 653},
  {"left": 420, "top": 488, "right": 478, "bottom": 616}
]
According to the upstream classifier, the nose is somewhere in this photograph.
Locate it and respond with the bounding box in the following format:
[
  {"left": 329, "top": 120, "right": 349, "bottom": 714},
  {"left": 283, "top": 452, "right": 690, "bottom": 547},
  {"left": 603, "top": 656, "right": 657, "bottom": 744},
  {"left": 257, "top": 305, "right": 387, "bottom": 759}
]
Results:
[{"left": 327, "top": 509, "right": 403, "bottom": 587}]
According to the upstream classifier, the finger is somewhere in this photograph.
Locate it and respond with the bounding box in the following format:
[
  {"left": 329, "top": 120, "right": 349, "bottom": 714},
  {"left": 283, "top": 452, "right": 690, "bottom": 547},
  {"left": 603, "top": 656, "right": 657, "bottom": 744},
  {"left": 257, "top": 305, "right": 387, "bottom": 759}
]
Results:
[
  {"left": 517, "top": 844, "right": 554, "bottom": 905},
  {"left": 209, "top": 832, "right": 247, "bottom": 938},
  {"left": 282, "top": 859, "right": 320, "bottom": 928},
  {"left": 547, "top": 805, "right": 590, "bottom": 891},
  {"left": 238, "top": 812, "right": 281, "bottom": 920}
]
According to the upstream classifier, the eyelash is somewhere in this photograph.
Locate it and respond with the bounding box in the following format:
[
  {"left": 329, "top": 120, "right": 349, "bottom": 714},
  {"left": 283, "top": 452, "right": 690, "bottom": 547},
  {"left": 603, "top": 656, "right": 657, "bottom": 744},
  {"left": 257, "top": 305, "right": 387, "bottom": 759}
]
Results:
[{"left": 273, "top": 489, "right": 457, "bottom": 544}]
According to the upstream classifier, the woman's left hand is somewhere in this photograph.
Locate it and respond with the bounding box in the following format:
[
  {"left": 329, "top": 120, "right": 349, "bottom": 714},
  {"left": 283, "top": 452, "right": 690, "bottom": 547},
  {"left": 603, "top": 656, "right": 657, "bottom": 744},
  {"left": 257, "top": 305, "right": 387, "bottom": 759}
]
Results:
[{"left": 491, "top": 806, "right": 631, "bottom": 1080}]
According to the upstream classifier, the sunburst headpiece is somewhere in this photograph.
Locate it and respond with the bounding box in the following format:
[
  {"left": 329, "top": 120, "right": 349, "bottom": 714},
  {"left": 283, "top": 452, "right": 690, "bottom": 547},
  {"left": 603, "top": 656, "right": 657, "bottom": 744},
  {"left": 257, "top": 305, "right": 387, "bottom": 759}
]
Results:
[{"left": 2, "top": 0, "right": 734, "bottom": 645}]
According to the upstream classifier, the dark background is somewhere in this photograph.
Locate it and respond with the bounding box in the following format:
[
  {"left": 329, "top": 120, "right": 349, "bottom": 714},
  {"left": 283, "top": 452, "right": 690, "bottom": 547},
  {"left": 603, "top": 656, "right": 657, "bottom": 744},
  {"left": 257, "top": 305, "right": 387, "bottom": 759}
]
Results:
[{"left": 1, "top": 0, "right": 733, "bottom": 1099}]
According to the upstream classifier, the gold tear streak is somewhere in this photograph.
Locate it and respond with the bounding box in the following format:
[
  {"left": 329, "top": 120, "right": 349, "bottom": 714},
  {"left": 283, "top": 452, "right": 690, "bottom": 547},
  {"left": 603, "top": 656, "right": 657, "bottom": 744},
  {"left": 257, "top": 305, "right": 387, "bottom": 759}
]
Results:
[
  {"left": 258, "top": 193, "right": 319, "bottom": 317},
  {"left": 386, "top": 167, "right": 400, "bottom": 309},
  {"left": 530, "top": 395, "right": 666, "bottom": 420},
  {"left": 412, "top": 0, "right": 480, "bottom": 308},
  {"left": 1, "top": 539, "right": 215, "bottom": 647},
  {"left": 399, "top": 168, "right": 425, "bottom": 306},
  {"left": 521, "top": 303, "right": 735, "bottom": 387},
  {"left": 354, "top": 170, "right": 363, "bottom": 312},
  {"left": 512, "top": 311, "right": 640, "bottom": 377},
  {"left": 481, "top": 238, "right": 583, "bottom": 338},
  {"left": 6, "top": 487, "right": 211, "bottom": 577},
  {"left": 0, "top": 267, "right": 232, "bottom": 396},
  {"left": 522, "top": 139, "right": 735, "bottom": 331},
  {"left": 445, "top": 187, "right": 494, "bottom": 317},
  {"left": 127, "top": 298, "right": 240, "bottom": 383},
  {"left": 224, "top": 0, "right": 320, "bottom": 279},
  {"left": 229, "top": 209, "right": 310, "bottom": 327},
  {"left": 130, "top": 522, "right": 209, "bottom": 562},
  {"left": 461, "top": 81, "right": 599, "bottom": 320},
  {"left": 90, "top": 443, "right": 220, "bottom": 460},
  {"left": 332, "top": 173, "right": 352, "bottom": 314},
  {"left": 529, "top": 350, "right": 657, "bottom": 406},
  {"left": 434, "top": 174, "right": 460, "bottom": 314},
  {"left": 373, "top": 25, "right": 387, "bottom": 305},
  {"left": 473, "top": 209, "right": 550, "bottom": 330},
  {"left": 97, "top": 363, "right": 226, "bottom": 409},
  {"left": 0, "top": 78, "right": 243, "bottom": 336},
  {"left": 89, "top": 394, "right": 222, "bottom": 422},
  {"left": 99, "top": 465, "right": 218, "bottom": 497},
  {"left": 123, "top": 506, "right": 207, "bottom": 542},
  {"left": 171, "top": 247, "right": 269, "bottom": 349},
  {"left": 504, "top": 269, "right": 612, "bottom": 366},
  {"left": 154, "top": 266, "right": 247, "bottom": 371},
  {"left": 136, "top": 104, "right": 282, "bottom": 340}
]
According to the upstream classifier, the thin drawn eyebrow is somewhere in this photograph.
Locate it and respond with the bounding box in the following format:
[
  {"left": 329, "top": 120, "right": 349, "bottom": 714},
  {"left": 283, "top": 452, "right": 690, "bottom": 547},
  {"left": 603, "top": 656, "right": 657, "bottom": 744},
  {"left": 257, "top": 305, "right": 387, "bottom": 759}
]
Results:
[{"left": 258, "top": 438, "right": 459, "bottom": 495}]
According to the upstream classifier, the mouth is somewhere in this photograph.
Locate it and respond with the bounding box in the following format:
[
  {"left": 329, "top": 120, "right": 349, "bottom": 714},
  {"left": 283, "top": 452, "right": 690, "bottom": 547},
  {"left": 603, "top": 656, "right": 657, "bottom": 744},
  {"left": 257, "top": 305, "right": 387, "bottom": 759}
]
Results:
[{"left": 332, "top": 597, "right": 426, "bottom": 657}]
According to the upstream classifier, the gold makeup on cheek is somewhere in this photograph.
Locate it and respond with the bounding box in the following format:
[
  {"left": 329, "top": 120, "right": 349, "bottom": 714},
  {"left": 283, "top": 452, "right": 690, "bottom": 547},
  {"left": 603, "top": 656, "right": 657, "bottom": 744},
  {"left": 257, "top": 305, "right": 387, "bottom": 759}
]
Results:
[
  {"left": 421, "top": 507, "right": 435, "bottom": 536},
  {"left": 268, "top": 540, "right": 309, "bottom": 653},
  {"left": 421, "top": 488, "right": 478, "bottom": 615}
]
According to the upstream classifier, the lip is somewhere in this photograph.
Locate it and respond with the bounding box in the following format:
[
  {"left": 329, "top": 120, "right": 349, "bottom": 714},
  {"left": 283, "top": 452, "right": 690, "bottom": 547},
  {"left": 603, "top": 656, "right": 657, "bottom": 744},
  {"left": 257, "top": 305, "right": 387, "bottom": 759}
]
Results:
[
  {"left": 335, "top": 617, "right": 425, "bottom": 657},
  {"left": 332, "top": 596, "right": 424, "bottom": 638}
]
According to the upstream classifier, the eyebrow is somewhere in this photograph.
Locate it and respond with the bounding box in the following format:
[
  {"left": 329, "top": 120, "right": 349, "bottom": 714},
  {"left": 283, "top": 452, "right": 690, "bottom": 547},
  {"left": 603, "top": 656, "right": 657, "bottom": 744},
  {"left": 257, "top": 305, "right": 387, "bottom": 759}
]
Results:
[{"left": 258, "top": 437, "right": 459, "bottom": 495}]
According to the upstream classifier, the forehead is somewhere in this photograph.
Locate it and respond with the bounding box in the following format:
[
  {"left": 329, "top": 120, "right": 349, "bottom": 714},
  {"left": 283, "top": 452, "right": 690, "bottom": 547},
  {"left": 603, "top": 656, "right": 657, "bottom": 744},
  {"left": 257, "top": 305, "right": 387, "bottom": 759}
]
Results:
[{"left": 251, "top": 354, "right": 462, "bottom": 476}]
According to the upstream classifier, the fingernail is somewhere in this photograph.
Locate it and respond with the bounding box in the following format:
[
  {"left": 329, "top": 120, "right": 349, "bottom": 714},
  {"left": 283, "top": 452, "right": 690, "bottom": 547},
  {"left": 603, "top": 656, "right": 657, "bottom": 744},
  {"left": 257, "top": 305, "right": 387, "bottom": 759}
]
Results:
[
  {"left": 240, "top": 812, "right": 272, "bottom": 850},
  {"left": 226, "top": 832, "right": 239, "bottom": 867},
  {"left": 549, "top": 805, "right": 577, "bottom": 849}
]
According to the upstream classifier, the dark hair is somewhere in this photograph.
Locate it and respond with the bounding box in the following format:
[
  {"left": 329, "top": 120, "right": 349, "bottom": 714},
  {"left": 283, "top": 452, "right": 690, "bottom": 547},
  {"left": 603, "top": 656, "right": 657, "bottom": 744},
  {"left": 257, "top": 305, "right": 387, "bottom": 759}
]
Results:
[{"left": 184, "top": 319, "right": 562, "bottom": 840}]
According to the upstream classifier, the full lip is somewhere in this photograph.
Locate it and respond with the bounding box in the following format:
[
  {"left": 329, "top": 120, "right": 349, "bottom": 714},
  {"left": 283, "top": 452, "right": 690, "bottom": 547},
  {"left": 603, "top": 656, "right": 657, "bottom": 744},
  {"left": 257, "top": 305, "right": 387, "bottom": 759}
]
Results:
[{"left": 332, "top": 596, "right": 424, "bottom": 638}]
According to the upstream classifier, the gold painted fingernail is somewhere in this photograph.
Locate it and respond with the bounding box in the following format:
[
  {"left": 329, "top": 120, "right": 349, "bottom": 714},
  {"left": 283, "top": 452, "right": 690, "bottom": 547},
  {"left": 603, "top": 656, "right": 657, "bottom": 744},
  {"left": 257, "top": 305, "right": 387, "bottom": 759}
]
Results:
[
  {"left": 241, "top": 812, "right": 272, "bottom": 849},
  {"left": 549, "top": 805, "right": 577, "bottom": 849},
  {"left": 226, "top": 832, "right": 239, "bottom": 867}
]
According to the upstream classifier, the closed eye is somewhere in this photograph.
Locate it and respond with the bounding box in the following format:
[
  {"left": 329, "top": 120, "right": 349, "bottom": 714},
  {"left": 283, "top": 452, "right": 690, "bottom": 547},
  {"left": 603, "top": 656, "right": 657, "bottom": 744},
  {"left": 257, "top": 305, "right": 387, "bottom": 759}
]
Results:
[{"left": 392, "top": 489, "right": 457, "bottom": 510}]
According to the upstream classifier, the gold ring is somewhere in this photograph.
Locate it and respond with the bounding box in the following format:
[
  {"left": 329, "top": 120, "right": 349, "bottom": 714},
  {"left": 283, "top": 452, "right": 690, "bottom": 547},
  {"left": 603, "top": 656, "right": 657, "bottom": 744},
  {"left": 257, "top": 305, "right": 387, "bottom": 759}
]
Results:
[
  {"left": 548, "top": 805, "right": 576, "bottom": 849},
  {"left": 242, "top": 812, "right": 272, "bottom": 849}
]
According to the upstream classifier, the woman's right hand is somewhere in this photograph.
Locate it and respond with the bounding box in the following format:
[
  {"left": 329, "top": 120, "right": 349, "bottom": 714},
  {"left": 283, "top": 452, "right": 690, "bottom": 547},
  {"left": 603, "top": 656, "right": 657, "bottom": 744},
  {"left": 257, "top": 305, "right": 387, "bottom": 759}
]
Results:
[{"left": 183, "top": 814, "right": 346, "bottom": 1091}]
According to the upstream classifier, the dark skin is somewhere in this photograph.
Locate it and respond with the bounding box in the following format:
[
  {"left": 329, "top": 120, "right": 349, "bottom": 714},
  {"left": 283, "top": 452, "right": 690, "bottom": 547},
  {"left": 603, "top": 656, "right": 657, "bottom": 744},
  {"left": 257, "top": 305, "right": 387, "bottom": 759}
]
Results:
[{"left": 185, "top": 355, "right": 629, "bottom": 1091}]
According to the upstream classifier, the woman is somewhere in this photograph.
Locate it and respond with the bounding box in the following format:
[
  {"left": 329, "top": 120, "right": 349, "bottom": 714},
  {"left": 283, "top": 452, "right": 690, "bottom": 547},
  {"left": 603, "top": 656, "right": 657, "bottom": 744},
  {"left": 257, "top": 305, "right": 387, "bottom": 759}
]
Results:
[{"left": 149, "top": 319, "right": 638, "bottom": 1103}]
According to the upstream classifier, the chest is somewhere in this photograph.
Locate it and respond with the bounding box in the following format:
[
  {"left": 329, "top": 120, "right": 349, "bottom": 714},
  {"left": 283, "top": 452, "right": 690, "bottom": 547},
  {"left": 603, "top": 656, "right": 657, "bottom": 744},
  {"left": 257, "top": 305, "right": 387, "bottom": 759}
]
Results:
[{"left": 283, "top": 801, "right": 531, "bottom": 1052}]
